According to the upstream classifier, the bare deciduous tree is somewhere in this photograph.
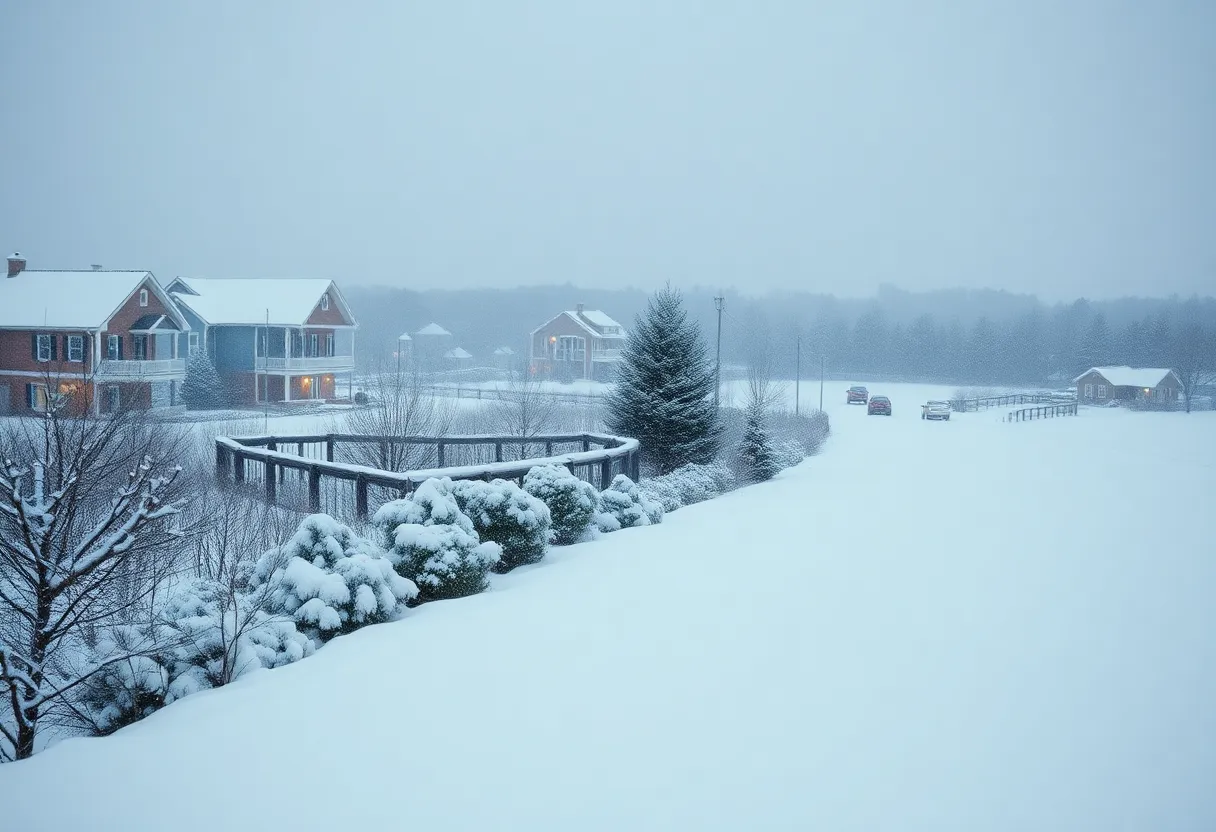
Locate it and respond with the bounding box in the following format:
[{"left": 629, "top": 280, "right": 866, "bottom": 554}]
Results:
[
  {"left": 341, "top": 360, "right": 455, "bottom": 471},
  {"left": 1172, "top": 322, "right": 1216, "bottom": 413},
  {"left": 0, "top": 394, "right": 192, "bottom": 760},
  {"left": 488, "top": 371, "right": 561, "bottom": 460}
]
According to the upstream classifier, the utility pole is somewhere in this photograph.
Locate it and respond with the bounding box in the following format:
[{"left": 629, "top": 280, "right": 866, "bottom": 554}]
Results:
[
  {"left": 819, "top": 354, "right": 825, "bottom": 411},
  {"left": 795, "top": 330, "right": 801, "bottom": 416},
  {"left": 713, "top": 293, "right": 724, "bottom": 408}
]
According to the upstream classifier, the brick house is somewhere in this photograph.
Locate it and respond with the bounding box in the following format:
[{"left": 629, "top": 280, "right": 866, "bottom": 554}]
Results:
[
  {"left": 1073, "top": 366, "right": 1181, "bottom": 405},
  {"left": 529, "top": 304, "right": 627, "bottom": 382},
  {"left": 0, "top": 255, "right": 190, "bottom": 416},
  {"left": 166, "top": 277, "right": 357, "bottom": 404}
]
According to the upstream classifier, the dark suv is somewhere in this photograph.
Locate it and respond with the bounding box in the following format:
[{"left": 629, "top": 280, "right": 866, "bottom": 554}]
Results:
[{"left": 847, "top": 386, "right": 869, "bottom": 405}]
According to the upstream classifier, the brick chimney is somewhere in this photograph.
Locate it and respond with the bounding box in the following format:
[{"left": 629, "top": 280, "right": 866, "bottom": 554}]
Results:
[
  {"left": 7, "top": 252, "right": 25, "bottom": 278},
  {"left": 576, "top": 302, "right": 585, "bottom": 315}
]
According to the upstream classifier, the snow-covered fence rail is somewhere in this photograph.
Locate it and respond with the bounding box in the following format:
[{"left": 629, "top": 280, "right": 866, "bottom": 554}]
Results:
[
  {"left": 215, "top": 432, "right": 640, "bottom": 520},
  {"left": 1004, "top": 402, "right": 1078, "bottom": 423},
  {"left": 952, "top": 393, "right": 1052, "bottom": 413}
]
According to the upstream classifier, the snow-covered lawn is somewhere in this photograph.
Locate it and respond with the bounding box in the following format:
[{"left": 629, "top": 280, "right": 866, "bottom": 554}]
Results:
[{"left": 3, "top": 402, "right": 1214, "bottom": 830}]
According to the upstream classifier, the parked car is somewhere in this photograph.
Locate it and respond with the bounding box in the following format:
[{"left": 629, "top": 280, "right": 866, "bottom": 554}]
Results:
[
  {"left": 921, "top": 400, "right": 951, "bottom": 420},
  {"left": 847, "top": 385, "right": 869, "bottom": 405},
  {"left": 867, "top": 395, "right": 892, "bottom": 415}
]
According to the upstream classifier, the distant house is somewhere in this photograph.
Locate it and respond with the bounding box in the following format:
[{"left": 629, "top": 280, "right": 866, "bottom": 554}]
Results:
[
  {"left": 413, "top": 322, "right": 453, "bottom": 371},
  {"left": 0, "top": 255, "right": 190, "bottom": 415},
  {"left": 1073, "top": 366, "right": 1180, "bottom": 405},
  {"left": 167, "top": 277, "right": 357, "bottom": 404},
  {"left": 443, "top": 346, "right": 474, "bottom": 370},
  {"left": 492, "top": 346, "right": 516, "bottom": 372},
  {"left": 529, "top": 304, "right": 626, "bottom": 382}
]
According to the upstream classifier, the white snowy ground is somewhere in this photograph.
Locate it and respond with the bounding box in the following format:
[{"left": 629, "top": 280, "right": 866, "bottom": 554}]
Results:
[{"left": 4, "top": 388, "right": 1215, "bottom": 831}]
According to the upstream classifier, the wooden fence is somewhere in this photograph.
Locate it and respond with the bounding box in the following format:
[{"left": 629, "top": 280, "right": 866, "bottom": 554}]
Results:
[
  {"left": 214, "top": 432, "right": 640, "bottom": 520},
  {"left": 952, "top": 393, "right": 1056, "bottom": 412},
  {"left": 1004, "top": 402, "right": 1079, "bottom": 422}
]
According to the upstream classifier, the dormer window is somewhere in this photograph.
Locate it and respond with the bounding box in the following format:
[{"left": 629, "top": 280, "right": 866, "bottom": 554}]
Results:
[
  {"left": 139, "top": 288, "right": 148, "bottom": 307},
  {"left": 321, "top": 293, "right": 330, "bottom": 311}
]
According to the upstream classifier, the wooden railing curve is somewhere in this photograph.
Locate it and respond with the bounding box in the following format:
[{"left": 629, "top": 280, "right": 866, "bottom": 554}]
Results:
[{"left": 215, "top": 432, "right": 641, "bottom": 520}]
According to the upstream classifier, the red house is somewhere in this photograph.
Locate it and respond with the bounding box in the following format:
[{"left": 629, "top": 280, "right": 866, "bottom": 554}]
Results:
[
  {"left": 166, "top": 277, "right": 357, "bottom": 404},
  {"left": 0, "top": 255, "right": 190, "bottom": 415},
  {"left": 529, "top": 304, "right": 627, "bottom": 382}
]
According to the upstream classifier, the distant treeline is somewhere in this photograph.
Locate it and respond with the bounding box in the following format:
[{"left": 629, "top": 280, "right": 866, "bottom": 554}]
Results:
[{"left": 344, "top": 283, "right": 1216, "bottom": 385}]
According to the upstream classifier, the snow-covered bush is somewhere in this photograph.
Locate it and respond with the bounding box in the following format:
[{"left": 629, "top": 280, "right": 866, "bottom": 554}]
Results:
[
  {"left": 155, "top": 576, "right": 316, "bottom": 702},
  {"left": 253, "top": 514, "right": 416, "bottom": 644},
  {"left": 522, "top": 464, "right": 599, "bottom": 545},
  {"left": 375, "top": 479, "right": 501, "bottom": 601},
  {"left": 596, "top": 475, "right": 663, "bottom": 533},
  {"left": 77, "top": 628, "right": 169, "bottom": 736},
  {"left": 449, "top": 478, "right": 550, "bottom": 572},
  {"left": 642, "top": 461, "right": 737, "bottom": 510},
  {"left": 773, "top": 438, "right": 805, "bottom": 470},
  {"left": 382, "top": 522, "right": 501, "bottom": 602}
]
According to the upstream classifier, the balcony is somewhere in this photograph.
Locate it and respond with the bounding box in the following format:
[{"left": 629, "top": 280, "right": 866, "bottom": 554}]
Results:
[
  {"left": 256, "top": 354, "right": 356, "bottom": 372},
  {"left": 591, "top": 348, "right": 623, "bottom": 361},
  {"left": 95, "top": 359, "right": 186, "bottom": 379}
]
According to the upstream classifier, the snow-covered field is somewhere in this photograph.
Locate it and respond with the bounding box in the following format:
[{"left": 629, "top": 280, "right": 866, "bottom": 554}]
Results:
[{"left": 4, "top": 395, "right": 1214, "bottom": 831}]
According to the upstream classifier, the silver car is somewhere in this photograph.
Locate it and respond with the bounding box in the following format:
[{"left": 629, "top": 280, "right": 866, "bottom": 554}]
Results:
[{"left": 921, "top": 400, "right": 951, "bottom": 421}]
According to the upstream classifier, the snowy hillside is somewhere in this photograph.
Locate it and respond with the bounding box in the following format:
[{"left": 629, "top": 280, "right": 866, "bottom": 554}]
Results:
[{"left": 2, "top": 396, "right": 1214, "bottom": 831}]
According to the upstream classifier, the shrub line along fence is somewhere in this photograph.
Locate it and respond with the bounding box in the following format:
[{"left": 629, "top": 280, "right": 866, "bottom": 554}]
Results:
[
  {"left": 1004, "top": 402, "right": 1079, "bottom": 422},
  {"left": 215, "top": 432, "right": 641, "bottom": 520}
]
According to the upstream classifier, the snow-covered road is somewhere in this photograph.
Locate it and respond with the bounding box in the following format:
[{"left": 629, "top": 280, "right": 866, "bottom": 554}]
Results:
[{"left": 3, "top": 388, "right": 1214, "bottom": 831}]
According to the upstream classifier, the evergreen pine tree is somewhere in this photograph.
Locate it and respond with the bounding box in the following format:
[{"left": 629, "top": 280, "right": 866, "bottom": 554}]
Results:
[
  {"left": 739, "top": 398, "right": 779, "bottom": 482},
  {"left": 180, "top": 351, "right": 227, "bottom": 410},
  {"left": 606, "top": 285, "right": 721, "bottom": 475}
]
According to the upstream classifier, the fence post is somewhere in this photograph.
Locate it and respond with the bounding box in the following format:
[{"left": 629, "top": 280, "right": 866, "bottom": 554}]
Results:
[
  {"left": 265, "top": 459, "right": 276, "bottom": 503},
  {"left": 437, "top": 443, "right": 446, "bottom": 467},
  {"left": 297, "top": 442, "right": 305, "bottom": 458},
  {"left": 600, "top": 457, "right": 612, "bottom": 488},
  {"left": 233, "top": 451, "right": 245, "bottom": 484},
  {"left": 630, "top": 449, "right": 640, "bottom": 481},
  {"left": 582, "top": 438, "right": 591, "bottom": 452},
  {"left": 545, "top": 441, "right": 553, "bottom": 457},
  {"left": 215, "top": 443, "right": 229, "bottom": 485},
  {"left": 308, "top": 465, "right": 322, "bottom": 513},
  {"left": 494, "top": 442, "right": 503, "bottom": 462},
  {"left": 326, "top": 433, "right": 335, "bottom": 462},
  {"left": 355, "top": 475, "right": 368, "bottom": 520}
]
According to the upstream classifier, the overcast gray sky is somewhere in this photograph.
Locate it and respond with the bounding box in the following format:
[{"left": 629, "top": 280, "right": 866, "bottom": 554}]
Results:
[{"left": 1, "top": 1, "right": 1213, "bottom": 301}]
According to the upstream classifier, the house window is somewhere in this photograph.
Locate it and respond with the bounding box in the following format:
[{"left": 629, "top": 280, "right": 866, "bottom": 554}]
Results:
[
  {"left": 325, "top": 333, "right": 335, "bottom": 357},
  {"left": 321, "top": 293, "right": 330, "bottom": 311},
  {"left": 188, "top": 332, "right": 200, "bottom": 356},
  {"left": 139, "top": 288, "right": 149, "bottom": 307},
  {"left": 1084, "top": 383, "right": 1093, "bottom": 398},
  {"left": 107, "top": 386, "right": 120, "bottom": 413},
  {"left": 67, "top": 335, "right": 84, "bottom": 362},
  {"left": 36, "top": 333, "right": 53, "bottom": 362},
  {"left": 107, "top": 335, "right": 121, "bottom": 360},
  {"left": 28, "top": 384, "right": 49, "bottom": 412},
  {"left": 556, "top": 335, "right": 586, "bottom": 361},
  {"left": 309, "top": 334, "right": 319, "bottom": 357},
  {"left": 1097, "top": 384, "right": 1107, "bottom": 399},
  {"left": 133, "top": 335, "right": 148, "bottom": 361}
]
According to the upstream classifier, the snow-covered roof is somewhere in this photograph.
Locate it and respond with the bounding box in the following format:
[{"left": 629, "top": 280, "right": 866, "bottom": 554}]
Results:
[
  {"left": 571, "top": 309, "right": 623, "bottom": 330},
  {"left": 493, "top": 346, "right": 516, "bottom": 355},
  {"left": 444, "top": 347, "right": 473, "bottom": 360},
  {"left": 529, "top": 310, "right": 628, "bottom": 340},
  {"left": 0, "top": 270, "right": 186, "bottom": 330},
  {"left": 1074, "top": 366, "right": 1179, "bottom": 388},
  {"left": 416, "top": 322, "right": 452, "bottom": 337},
  {"left": 169, "top": 277, "right": 349, "bottom": 327},
  {"left": 397, "top": 332, "right": 413, "bottom": 341}
]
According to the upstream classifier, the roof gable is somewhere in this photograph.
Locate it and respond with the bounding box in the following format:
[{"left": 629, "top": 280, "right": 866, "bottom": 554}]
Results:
[
  {"left": 530, "top": 310, "right": 627, "bottom": 340},
  {"left": 415, "top": 322, "right": 452, "bottom": 336},
  {"left": 169, "top": 278, "right": 355, "bottom": 327},
  {"left": 0, "top": 270, "right": 187, "bottom": 330},
  {"left": 1074, "top": 366, "right": 1179, "bottom": 388}
]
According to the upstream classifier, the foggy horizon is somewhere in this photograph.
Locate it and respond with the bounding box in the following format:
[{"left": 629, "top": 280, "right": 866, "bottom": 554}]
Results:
[{"left": 2, "top": 1, "right": 1213, "bottom": 303}]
